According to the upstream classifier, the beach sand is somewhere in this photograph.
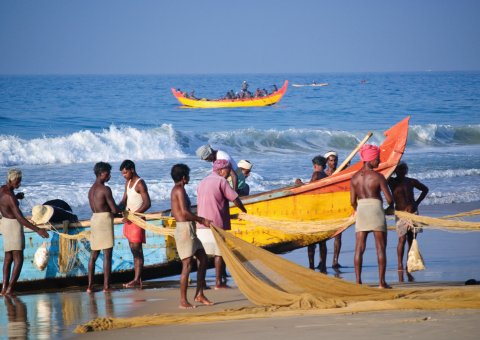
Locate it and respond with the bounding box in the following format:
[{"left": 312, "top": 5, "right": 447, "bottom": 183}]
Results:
[
  {"left": 71, "top": 281, "right": 480, "bottom": 340},
  {"left": 1, "top": 202, "right": 478, "bottom": 339}
]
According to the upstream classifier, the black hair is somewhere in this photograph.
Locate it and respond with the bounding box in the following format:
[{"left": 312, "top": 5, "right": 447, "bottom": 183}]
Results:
[
  {"left": 120, "top": 159, "right": 135, "bottom": 171},
  {"left": 171, "top": 163, "right": 190, "bottom": 182},
  {"left": 94, "top": 162, "right": 112, "bottom": 177},
  {"left": 312, "top": 155, "right": 326, "bottom": 167}
]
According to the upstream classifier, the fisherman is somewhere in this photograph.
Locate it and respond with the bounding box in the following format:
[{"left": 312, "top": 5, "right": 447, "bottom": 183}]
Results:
[
  {"left": 119, "top": 160, "right": 151, "bottom": 289},
  {"left": 388, "top": 162, "right": 429, "bottom": 282},
  {"left": 350, "top": 144, "right": 393, "bottom": 289},
  {"left": 196, "top": 144, "right": 241, "bottom": 192},
  {"left": 298, "top": 156, "right": 329, "bottom": 272},
  {"left": 237, "top": 160, "right": 253, "bottom": 196},
  {"left": 170, "top": 163, "right": 214, "bottom": 308},
  {"left": 0, "top": 169, "right": 49, "bottom": 296},
  {"left": 87, "top": 162, "right": 121, "bottom": 293},
  {"left": 323, "top": 151, "right": 344, "bottom": 270},
  {"left": 196, "top": 159, "right": 247, "bottom": 289}
]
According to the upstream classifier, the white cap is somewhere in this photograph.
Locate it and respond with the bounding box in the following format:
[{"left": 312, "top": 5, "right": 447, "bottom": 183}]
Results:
[
  {"left": 237, "top": 160, "right": 253, "bottom": 170},
  {"left": 324, "top": 151, "right": 338, "bottom": 159}
]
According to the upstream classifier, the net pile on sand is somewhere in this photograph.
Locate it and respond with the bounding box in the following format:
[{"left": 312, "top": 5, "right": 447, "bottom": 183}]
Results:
[{"left": 74, "top": 221, "right": 480, "bottom": 334}]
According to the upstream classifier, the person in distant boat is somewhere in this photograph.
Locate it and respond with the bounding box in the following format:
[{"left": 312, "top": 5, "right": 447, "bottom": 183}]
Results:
[
  {"left": 237, "top": 160, "right": 253, "bottom": 196},
  {"left": 272, "top": 84, "right": 278, "bottom": 92},
  {"left": 87, "top": 162, "right": 121, "bottom": 293},
  {"left": 388, "top": 162, "right": 429, "bottom": 282},
  {"left": 119, "top": 160, "right": 151, "bottom": 289},
  {"left": 170, "top": 163, "right": 214, "bottom": 309},
  {"left": 323, "top": 151, "right": 344, "bottom": 270},
  {"left": 196, "top": 159, "right": 247, "bottom": 289},
  {"left": 190, "top": 90, "right": 197, "bottom": 100},
  {"left": 0, "top": 169, "right": 49, "bottom": 296},
  {"left": 350, "top": 145, "right": 393, "bottom": 289},
  {"left": 196, "top": 144, "right": 241, "bottom": 193}
]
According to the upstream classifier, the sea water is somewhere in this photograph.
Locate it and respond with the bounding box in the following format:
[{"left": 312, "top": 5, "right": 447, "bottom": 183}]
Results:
[
  {"left": 1, "top": 72, "right": 480, "bottom": 338},
  {"left": 1, "top": 72, "right": 480, "bottom": 276}
]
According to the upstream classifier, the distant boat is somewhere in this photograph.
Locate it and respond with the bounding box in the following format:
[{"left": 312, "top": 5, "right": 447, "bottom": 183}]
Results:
[
  {"left": 171, "top": 81, "right": 288, "bottom": 108},
  {"left": 292, "top": 82, "right": 329, "bottom": 87}
]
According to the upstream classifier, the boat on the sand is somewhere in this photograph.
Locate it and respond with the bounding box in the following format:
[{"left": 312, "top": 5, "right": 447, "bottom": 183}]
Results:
[
  {"left": 171, "top": 81, "right": 288, "bottom": 108},
  {"left": 0, "top": 117, "right": 409, "bottom": 291}
]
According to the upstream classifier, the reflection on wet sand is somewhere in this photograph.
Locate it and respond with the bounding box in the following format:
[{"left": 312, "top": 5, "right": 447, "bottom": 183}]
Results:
[
  {"left": 0, "top": 290, "right": 116, "bottom": 338},
  {"left": 4, "top": 296, "right": 28, "bottom": 339}
]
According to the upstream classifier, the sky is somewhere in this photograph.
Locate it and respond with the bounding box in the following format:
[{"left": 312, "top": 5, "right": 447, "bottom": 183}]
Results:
[{"left": 1, "top": 0, "right": 479, "bottom": 74}]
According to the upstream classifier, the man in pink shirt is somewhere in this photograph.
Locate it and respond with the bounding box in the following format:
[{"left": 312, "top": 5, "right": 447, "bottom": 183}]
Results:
[{"left": 196, "top": 159, "right": 247, "bottom": 289}]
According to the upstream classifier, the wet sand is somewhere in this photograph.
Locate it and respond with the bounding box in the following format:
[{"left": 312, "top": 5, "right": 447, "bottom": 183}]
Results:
[
  {"left": 1, "top": 201, "right": 479, "bottom": 339},
  {"left": 71, "top": 282, "right": 480, "bottom": 340}
]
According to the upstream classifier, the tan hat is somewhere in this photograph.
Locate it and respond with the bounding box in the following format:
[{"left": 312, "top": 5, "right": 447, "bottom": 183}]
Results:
[
  {"left": 237, "top": 159, "right": 253, "bottom": 170},
  {"left": 32, "top": 205, "right": 54, "bottom": 225}
]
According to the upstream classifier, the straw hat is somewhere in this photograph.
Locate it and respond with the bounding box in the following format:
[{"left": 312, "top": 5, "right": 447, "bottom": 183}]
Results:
[{"left": 32, "top": 205, "right": 54, "bottom": 225}]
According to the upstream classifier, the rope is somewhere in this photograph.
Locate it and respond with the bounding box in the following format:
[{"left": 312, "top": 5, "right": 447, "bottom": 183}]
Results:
[
  {"left": 124, "top": 211, "right": 175, "bottom": 236},
  {"left": 394, "top": 210, "right": 480, "bottom": 231}
]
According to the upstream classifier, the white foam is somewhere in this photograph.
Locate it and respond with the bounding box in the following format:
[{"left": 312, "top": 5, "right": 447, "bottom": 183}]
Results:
[{"left": 0, "top": 124, "right": 185, "bottom": 166}]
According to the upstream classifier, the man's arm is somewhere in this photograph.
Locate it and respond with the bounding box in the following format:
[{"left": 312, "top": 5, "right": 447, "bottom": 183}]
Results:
[
  {"left": 412, "top": 179, "right": 429, "bottom": 210},
  {"left": 135, "top": 180, "right": 151, "bottom": 214},
  {"left": 118, "top": 182, "right": 128, "bottom": 211},
  {"left": 105, "top": 187, "right": 120, "bottom": 214},
  {"left": 229, "top": 168, "right": 238, "bottom": 192},
  {"left": 380, "top": 176, "right": 394, "bottom": 207},
  {"left": 232, "top": 197, "right": 247, "bottom": 214},
  {"left": 350, "top": 176, "right": 358, "bottom": 211},
  {"left": 172, "top": 187, "right": 211, "bottom": 226},
  {"left": 8, "top": 196, "right": 49, "bottom": 238}
]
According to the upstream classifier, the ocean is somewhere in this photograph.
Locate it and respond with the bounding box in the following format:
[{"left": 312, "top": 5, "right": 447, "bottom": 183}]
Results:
[
  {"left": 2, "top": 72, "right": 480, "bottom": 219},
  {"left": 1, "top": 72, "right": 480, "bottom": 338}
]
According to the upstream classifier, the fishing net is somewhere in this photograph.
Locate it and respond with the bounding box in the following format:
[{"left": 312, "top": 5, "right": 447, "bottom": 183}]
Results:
[
  {"left": 394, "top": 211, "right": 480, "bottom": 231},
  {"left": 74, "top": 223, "right": 480, "bottom": 333}
]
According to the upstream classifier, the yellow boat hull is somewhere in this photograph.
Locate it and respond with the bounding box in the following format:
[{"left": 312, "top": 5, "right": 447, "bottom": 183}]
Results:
[{"left": 172, "top": 81, "right": 288, "bottom": 108}]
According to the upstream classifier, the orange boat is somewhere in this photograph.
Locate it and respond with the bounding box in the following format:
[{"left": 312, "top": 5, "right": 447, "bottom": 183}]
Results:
[
  {"left": 171, "top": 81, "right": 288, "bottom": 108},
  {"left": 228, "top": 117, "right": 410, "bottom": 250}
]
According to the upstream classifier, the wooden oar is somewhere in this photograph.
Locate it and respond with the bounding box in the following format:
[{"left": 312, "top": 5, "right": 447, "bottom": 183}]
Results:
[{"left": 333, "top": 132, "right": 373, "bottom": 175}]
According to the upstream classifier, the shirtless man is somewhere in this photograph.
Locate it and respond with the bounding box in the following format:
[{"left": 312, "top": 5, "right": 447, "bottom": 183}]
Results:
[
  {"left": 170, "top": 164, "right": 214, "bottom": 308},
  {"left": 350, "top": 145, "right": 393, "bottom": 289},
  {"left": 87, "top": 162, "right": 120, "bottom": 293},
  {"left": 0, "top": 169, "right": 49, "bottom": 296},
  {"left": 119, "top": 160, "right": 151, "bottom": 289},
  {"left": 388, "top": 162, "right": 429, "bottom": 280}
]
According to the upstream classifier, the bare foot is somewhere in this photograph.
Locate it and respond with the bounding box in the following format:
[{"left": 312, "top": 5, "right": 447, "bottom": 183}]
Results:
[
  {"left": 214, "top": 284, "right": 231, "bottom": 290},
  {"left": 378, "top": 284, "right": 392, "bottom": 289},
  {"left": 86, "top": 286, "right": 94, "bottom": 293},
  {"left": 179, "top": 302, "right": 196, "bottom": 309},
  {"left": 194, "top": 295, "right": 214, "bottom": 306},
  {"left": 332, "top": 263, "right": 343, "bottom": 269},
  {"left": 103, "top": 286, "right": 113, "bottom": 293},
  {"left": 123, "top": 280, "right": 142, "bottom": 289}
]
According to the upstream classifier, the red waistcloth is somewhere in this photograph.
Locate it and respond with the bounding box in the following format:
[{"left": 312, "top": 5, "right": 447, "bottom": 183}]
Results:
[{"left": 123, "top": 220, "right": 146, "bottom": 244}]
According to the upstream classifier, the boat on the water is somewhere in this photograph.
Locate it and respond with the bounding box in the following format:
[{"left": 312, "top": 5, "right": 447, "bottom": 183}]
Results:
[
  {"left": 0, "top": 117, "right": 409, "bottom": 291},
  {"left": 171, "top": 81, "right": 288, "bottom": 108},
  {"left": 292, "top": 82, "right": 329, "bottom": 87}
]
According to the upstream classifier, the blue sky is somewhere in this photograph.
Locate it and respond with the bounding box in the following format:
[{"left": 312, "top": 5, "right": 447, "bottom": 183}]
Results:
[{"left": 1, "top": 0, "right": 479, "bottom": 74}]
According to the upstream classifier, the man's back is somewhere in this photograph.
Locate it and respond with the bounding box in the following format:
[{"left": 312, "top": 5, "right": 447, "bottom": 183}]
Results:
[
  {"left": 88, "top": 182, "right": 111, "bottom": 213},
  {"left": 351, "top": 169, "right": 385, "bottom": 201}
]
